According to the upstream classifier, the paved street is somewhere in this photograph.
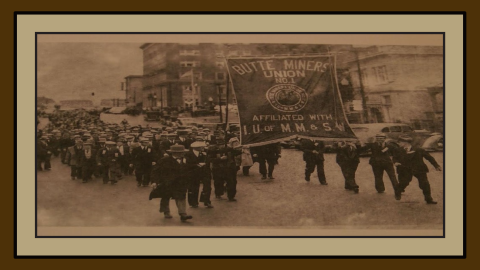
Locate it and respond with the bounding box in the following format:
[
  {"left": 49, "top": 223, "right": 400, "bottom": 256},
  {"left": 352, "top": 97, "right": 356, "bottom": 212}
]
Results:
[{"left": 37, "top": 148, "right": 444, "bottom": 230}]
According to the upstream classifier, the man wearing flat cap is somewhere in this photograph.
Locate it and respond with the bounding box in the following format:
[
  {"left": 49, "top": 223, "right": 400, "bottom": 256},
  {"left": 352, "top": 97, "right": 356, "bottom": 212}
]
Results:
[
  {"left": 393, "top": 135, "right": 442, "bottom": 204},
  {"left": 151, "top": 145, "right": 193, "bottom": 221},
  {"left": 79, "top": 142, "right": 96, "bottom": 183},
  {"left": 365, "top": 133, "right": 401, "bottom": 200},
  {"left": 66, "top": 139, "right": 84, "bottom": 180},
  {"left": 185, "top": 141, "right": 214, "bottom": 208}
]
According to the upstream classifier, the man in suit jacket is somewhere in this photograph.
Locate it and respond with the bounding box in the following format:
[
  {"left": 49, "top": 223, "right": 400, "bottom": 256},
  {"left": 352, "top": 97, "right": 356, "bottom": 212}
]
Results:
[
  {"left": 184, "top": 141, "right": 213, "bottom": 208},
  {"left": 365, "top": 133, "right": 401, "bottom": 200},
  {"left": 79, "top": 142, "right": 97, "bottom": 183},
  {"left": 130, "top": 138, "right": 155, "bottom": 187},
  {"left": 159, "top": 134, "right": 178, "bottom": 158},
  {"left": 151, "top": 145, "right": 193, "bottom": 221},
  {"left": 335, "top": 140, "right": 361, "bottom": 193},
  {"left": 176, "top": 130, "right": 193, "bottom": 149},
  {"left": 251, "top": 143, "right": 281, "bottom": 180},
  {"left": 66, "top": 139, "right": 84, "bottom": 180},
  {"left": 116, "top": 139, "right": 130, "bottom": 177},
  {"left": 301, "top": 138, "right": 327, "bottom": 185},
  {"left": 393, "top": 135, "right": 442, "bottom": 204}
]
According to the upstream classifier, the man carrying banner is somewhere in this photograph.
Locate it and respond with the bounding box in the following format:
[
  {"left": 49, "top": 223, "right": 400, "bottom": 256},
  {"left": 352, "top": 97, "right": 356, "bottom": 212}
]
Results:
[{"left": 300, "top": 138, "right": 327, "bottom": 185}]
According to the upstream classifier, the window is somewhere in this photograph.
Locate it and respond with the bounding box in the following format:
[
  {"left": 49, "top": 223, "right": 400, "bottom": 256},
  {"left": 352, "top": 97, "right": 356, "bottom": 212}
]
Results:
[
  {"left": 217, "top": 85, "right": 226, "bottom": 95},
  {"left": 373, "top": 66, "right": 388, "bottom": 83},
  {"left": 179, "top": 71, "right": 202, "bottom": 80},
  {"left": 360, "top": 69, "right": 369, "bottom": 85},
  {"left": 180, "top": 61, "right": 201, "bottom": 67},
  {"left": 216, "top": 72, "right": 226, "bottom": 80},
  {"left": 179, "top": 50, "right": 200, "bottom": 56},
  {"left": 383, "top": 95, "right": 392, "bottom": 105},
  {"left": 216, "top": 61, "right": 225, "bottom": 68}
]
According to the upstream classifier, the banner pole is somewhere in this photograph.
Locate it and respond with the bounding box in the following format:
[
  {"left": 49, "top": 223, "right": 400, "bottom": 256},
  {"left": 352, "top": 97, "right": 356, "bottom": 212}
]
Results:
[{"left": 224, "top": 58, "right": 230, "bottom": 145}]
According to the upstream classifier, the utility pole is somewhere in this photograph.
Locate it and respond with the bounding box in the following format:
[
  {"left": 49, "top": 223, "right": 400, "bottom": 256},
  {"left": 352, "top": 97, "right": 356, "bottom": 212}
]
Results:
[{"left": 354, "top": 49, "right": 369, "bottom": 123}]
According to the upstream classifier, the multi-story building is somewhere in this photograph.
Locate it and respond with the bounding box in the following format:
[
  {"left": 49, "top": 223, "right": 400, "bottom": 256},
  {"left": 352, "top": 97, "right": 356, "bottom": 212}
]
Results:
[
  {"left": 139, "top": 43, "right": 270, "bottom": 109},
  {"left": 124, "top": 75, "right": 143, "bottom": 107},
  {"left": 343, "top": 45, "right": 443, "bottom": 132}
]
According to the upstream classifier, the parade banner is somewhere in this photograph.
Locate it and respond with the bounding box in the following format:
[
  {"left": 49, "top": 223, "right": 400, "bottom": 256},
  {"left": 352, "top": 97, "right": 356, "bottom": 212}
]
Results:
[{"left": 226, "top": 56, "right": 357, "bottom": 146}]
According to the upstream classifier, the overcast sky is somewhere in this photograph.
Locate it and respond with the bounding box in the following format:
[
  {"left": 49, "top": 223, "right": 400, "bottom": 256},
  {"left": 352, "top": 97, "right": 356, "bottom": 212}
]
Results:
[{"left": 37, "top": 43, "right": 143, "bottom": 103}]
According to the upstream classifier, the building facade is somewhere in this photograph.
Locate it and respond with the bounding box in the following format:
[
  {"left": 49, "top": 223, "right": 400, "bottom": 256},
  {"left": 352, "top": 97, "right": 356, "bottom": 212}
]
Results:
[
  {"left": 124, "top": 75, "right": 143, "bottom": 107},
  {"left": 140, "top": 43, "right": 263, "bottom": 109},
  {"left": 343, "top": 45, "right": 443, "bottom": 132}
]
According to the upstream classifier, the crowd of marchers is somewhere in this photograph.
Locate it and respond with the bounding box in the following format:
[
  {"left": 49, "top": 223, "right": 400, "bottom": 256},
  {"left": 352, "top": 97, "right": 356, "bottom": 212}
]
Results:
[{"left": 37, "top": 111, "right": 442, "bottom": 222}]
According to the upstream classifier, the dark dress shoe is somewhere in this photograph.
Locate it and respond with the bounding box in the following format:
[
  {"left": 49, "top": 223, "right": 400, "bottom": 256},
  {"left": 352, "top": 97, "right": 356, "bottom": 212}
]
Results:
[
  {"left": 228, "top": 198, "right": 237, "bottom": 202},
  {"left": 180, "top": 215, "right": 193, "bottom": 221},
  {"left": 191, "top": 205, "right": 199, "bottom": 208},
  {"left": 164, "top": 213, "right": 173, "bottom": 219},
  {"left": 261, "top": 175, "right": 267, "bottom": 179},
  {"left": 426, "top": 200, "right": 438, "bottom": 204},
  {"left": 377, "top": 191, "right": 385, "bottom": 193},
  {"left": 204, "top": 203, "right": 214, "bottom": 208},
  {"left": 305, "top": 177, "right": 310, "bottom": 182},
  {"left": 268, "top": 176, "right": 275, "bottom": 179},
  {"left": 395, "top": 193, "right": 401, "bottom": 200},
  {"left": 354, "top": 187, "right": 360, "bottom": 194},
  {"left": 320, "top": 182, "right": 328, "bottom": 185}
]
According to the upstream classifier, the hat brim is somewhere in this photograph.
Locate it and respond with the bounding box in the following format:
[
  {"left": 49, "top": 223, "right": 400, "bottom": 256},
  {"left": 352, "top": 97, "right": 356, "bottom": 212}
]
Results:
[{"left": 166, "top": 149, "right": 189, "bottom": 153}]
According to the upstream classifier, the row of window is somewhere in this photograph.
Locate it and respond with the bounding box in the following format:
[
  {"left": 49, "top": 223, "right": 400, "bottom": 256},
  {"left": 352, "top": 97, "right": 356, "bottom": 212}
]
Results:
[
  {"left": 179, "top": 50, "right": 252, "bottom": 57},
  {"left": 359, "top": 65, "right": 389, "bottom": 85},
  {"left": 179, "top": 61, "right": 227, "bottom": 68}
]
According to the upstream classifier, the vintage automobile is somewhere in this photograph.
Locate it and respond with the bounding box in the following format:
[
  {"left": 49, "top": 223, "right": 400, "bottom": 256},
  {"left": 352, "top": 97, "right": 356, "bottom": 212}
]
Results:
[{"left": 144, "top": 111, "right": 162, "bottom": 122}]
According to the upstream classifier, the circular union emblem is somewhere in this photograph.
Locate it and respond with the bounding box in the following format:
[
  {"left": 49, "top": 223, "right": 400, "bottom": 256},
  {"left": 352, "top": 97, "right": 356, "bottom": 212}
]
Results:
[{"left": 266, "top": 84, "right": 308, "bottom": 112}]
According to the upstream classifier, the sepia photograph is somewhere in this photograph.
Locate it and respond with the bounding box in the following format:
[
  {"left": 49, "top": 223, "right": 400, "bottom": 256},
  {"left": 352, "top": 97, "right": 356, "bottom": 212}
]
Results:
[{"left": 35, "top": 33, "right": 445, "bottom": 237}]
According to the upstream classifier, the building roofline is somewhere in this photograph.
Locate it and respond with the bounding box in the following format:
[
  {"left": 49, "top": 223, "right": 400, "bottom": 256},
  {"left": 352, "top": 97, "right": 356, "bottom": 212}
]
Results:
[
  {"left": 125, "top": 75, "right": 143, "bottom": 79},
  {"left": 140, "top": 43, "right": 152, "bottom": 49}
]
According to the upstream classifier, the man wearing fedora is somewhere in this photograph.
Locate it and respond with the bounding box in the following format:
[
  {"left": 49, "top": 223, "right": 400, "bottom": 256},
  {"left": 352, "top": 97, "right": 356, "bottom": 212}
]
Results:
[
  {"left": 365, "top": 133, "right": 402, "bottom": 200},
  {"left": 185, "top": 141, "right": 214, "bottom": 208},
  {"left": 130, "top": 138, "right": 155, "bottom": 187},
  {"left": 393, "top": 135, "right": 441, "bottom": 204},
  {"left": 151, "top": 145, "right": 193, "bottom": 221}
]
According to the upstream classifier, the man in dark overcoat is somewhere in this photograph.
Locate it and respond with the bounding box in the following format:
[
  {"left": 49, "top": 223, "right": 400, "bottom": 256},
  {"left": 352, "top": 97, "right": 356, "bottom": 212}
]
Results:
[
  {"left": 151, "top": 145, "right": 193, "bottom": 221},
  {"left": 393, "top": 135, "right": 442, "bottom": 204},
  {"left": 365, "top": 133, "right": 401, "bottom": 200},
  {"left": 301, "top": 138, "right": 327, "bottom": 185},
  {"left": 185, "top": 141, "right": 213, "bottom": 208},
  {"left": 336, "top": 140, "right": 361, "bottom": 193},
  {"left": 130, "top": 138, "right": 155, "bottom": 187}
]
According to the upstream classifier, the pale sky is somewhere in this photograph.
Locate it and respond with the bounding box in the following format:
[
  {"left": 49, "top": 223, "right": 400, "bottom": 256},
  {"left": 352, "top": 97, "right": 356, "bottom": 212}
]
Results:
[{"left": 37, "top": 43, "right": 143, "bottom": 103}]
